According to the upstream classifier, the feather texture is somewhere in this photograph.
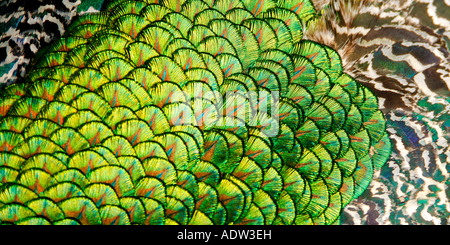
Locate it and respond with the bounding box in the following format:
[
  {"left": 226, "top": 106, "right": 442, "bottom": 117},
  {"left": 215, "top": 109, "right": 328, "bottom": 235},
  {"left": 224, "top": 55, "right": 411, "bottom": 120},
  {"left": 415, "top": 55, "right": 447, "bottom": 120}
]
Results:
[{"left": 0, "top": 0, "right": 391, "bottom": 225}]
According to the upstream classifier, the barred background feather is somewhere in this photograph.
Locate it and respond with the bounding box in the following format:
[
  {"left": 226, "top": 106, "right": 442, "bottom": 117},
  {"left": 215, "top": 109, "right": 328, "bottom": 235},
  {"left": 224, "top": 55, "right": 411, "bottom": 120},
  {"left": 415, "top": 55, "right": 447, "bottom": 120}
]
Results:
[
  {"left": 305, "top": 0, "right": 450, "bottom": 225},
  {"left": 0, "top": 0, "right": 448, "bottom": 225}
]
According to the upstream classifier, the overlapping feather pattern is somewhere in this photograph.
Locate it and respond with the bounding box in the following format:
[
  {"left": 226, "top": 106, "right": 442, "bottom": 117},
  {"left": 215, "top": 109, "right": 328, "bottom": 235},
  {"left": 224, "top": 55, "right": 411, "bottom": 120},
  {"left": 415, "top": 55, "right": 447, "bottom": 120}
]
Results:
[{"left": 0, "top": 0, "right": 390, "bottom": 225}]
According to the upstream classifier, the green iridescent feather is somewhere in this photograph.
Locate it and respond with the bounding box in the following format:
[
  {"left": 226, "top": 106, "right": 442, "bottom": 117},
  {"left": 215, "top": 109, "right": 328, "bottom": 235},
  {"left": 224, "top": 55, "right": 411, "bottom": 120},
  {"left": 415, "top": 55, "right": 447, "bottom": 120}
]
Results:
[{"left": 0, "top": 0, "right": 390, "bottom": 225}]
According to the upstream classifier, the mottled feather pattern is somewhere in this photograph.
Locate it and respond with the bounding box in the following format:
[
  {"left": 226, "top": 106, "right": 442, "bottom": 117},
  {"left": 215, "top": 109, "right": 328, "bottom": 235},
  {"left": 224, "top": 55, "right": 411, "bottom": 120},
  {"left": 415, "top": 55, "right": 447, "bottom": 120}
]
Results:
[
  {"left": 0, "top": 0, "right": 86, "bottom": 86},
  {"left": 308, "top": 0, "right": 450, "bottom": 224}
]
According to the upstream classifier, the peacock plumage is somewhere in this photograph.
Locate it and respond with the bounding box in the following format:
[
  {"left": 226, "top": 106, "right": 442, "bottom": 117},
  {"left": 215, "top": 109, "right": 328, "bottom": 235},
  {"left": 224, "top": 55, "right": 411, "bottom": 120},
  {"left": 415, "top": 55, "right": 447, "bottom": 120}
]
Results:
[
  {"left": 308, "top": 0, "right": 450, "bottom": 224},
  {"left": 0, "top": 0, "right": 391, "bottom": 225}
]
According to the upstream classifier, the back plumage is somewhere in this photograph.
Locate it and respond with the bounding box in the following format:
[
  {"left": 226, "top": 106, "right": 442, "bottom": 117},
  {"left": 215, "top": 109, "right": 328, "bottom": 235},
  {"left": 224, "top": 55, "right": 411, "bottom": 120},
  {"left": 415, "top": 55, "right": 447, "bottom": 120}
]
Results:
[
  {"left": 306, "top": 0, "right": 450, "bottom": 224},
  {"left": 0, "top": 0, "right": 390, "bottom": 225}
]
